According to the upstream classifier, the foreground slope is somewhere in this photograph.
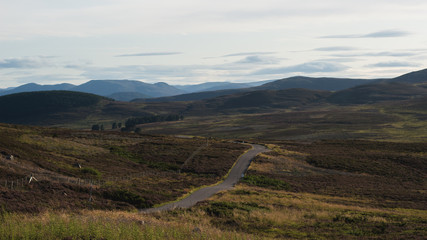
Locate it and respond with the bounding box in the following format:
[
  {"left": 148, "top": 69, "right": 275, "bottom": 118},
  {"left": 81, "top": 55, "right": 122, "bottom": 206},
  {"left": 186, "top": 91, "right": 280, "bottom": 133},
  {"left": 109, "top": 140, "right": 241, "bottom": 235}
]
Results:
[
  {"left": 0, "top": 124, "right": 248, "bottom": 212},
  {"left": 1, "top": 140, "right": 425, "bottom": 239}
]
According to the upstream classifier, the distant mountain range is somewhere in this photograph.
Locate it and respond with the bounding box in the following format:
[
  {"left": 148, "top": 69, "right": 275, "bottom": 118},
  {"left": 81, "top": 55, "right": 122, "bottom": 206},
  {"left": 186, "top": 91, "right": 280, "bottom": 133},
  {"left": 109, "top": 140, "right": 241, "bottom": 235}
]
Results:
[
  {"left": 0, "top": 68, "right": 426, "bottom": 126},
  {"left": 0, "top": 80, "right": 186, "bottom": 100},
  {"left": 0, "top": 80, "right": 272, "bottom": 101},
  {"left": 1, "top": 68, "right": 426, "bottom": 104},
  {"left": 136, "top": 68, "right": 427, "bottom": 103},
  {"left": 136, "top": 76, "right": 377, "bottom": 103},
  {"left": 173, "top": 80, "right": 272, "bottom": 93}
]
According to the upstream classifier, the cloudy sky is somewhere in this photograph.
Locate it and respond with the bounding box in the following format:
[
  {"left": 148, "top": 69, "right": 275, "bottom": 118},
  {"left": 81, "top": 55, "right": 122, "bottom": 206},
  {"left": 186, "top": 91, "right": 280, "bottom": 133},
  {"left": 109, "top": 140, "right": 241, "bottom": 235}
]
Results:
[{"left": 1, "top": 0, "right": 427, "bottom": 87}]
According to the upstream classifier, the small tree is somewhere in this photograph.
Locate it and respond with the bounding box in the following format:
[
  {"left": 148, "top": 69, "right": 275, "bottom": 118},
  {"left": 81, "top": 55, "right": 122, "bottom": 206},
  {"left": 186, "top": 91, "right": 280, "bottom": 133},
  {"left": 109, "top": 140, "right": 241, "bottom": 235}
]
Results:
[
  {"left": 100, "top": 124, "right": 104, "bottom": 131},
  {"left": 112, "top": 122, "right": 117, "bottom": 129},
  {"left": 91, "top": 124, "right": 100, "bottom": 131}
]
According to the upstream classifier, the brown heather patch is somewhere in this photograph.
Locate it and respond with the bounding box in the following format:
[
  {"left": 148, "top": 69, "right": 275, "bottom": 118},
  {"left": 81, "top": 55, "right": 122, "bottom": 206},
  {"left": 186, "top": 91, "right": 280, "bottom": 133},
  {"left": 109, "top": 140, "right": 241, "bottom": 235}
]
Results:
[{"left": 0, "top": 124, "right": 249, "bottom": 213}]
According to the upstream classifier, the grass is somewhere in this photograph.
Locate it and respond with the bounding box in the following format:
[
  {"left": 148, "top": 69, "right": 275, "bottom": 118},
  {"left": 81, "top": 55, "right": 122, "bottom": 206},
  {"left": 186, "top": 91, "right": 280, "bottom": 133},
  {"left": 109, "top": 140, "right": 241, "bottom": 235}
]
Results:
[
  {"left": 0, "top": 210, "right": 256, "bottom": 240},
  {"left": 141, "top": 184, "right": 427, "bottom": 239},
  {"left": 133, "top": 103, "right": 427, "bottom": 142},
  {"left": 241, "top": 175, "right": 290, "bottom": 190},
  {"left": 1, "top": 184, "right": 425, "bottom": 239}
]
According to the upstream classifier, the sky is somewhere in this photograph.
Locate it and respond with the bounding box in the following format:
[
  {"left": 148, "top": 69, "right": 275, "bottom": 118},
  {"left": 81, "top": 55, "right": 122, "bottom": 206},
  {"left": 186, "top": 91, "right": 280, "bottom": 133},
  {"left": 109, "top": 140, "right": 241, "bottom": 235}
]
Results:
[{"left": 1, "top": 0, "right": 427, "bottom": 88}]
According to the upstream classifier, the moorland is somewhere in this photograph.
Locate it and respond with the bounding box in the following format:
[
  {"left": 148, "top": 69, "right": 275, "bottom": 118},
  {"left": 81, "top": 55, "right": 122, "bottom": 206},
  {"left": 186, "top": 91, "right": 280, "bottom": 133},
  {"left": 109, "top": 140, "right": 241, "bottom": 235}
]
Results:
[{"left": 0, "top": 69, "right": 426, "bottom": 239}]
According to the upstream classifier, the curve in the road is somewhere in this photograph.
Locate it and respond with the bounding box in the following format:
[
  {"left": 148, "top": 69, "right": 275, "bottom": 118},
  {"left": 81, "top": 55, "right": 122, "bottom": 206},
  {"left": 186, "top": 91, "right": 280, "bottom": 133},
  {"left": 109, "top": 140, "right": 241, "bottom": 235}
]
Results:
[{"left": 142, "top": 144, "right": 268, "bottom": 213}]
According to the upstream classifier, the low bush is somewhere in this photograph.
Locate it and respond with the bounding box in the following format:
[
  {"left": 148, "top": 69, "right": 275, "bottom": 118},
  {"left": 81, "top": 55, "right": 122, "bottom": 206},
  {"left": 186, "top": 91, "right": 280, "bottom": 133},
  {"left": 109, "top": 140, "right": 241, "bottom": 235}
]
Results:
[
  {"left": 242, "top": 174, "right": 290, "bottom": 190},
  {"left": 103, "top": 189, "right": 151, "bottom": 209},
  {"left": 81, "top": 167, "right": 102, "bottom": 179}
]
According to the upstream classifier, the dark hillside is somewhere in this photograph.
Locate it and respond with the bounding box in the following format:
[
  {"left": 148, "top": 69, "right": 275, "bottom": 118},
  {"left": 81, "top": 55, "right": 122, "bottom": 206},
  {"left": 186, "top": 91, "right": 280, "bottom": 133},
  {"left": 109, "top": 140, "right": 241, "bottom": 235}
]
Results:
[
  {"left": 201, "top": 88, "right": 330, "bottom": 111},
  {"left": 327, "top": 82, "right": 427, "bottom": 105},
  {"left": 390, "top": 68, "right": 427, "bottom": 84},
  {"left": 255, "top": 76, "right": 374, "bottom": 91},
  {"left": 139, "top": 76, "right": 373, "bottom": 103},
  {"left": 107, "top": 92, "right": 151, "bottom": 101},
  {"left": 133, "top": 88, "right": 247, "bottom": 103},
  {"left": 0, "top": 91, "right": 109, "bottom": 124}
]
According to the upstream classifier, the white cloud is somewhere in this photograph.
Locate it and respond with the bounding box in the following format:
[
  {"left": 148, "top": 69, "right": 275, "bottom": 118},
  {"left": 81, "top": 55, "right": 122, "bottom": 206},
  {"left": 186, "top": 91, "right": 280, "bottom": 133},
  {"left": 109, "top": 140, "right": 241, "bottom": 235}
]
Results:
[
  {"left": 1, "top": 1, "right": 427, "bottom": 87},
  {"left": 116, "top": 52, "right": 183, "bottom": 57}
]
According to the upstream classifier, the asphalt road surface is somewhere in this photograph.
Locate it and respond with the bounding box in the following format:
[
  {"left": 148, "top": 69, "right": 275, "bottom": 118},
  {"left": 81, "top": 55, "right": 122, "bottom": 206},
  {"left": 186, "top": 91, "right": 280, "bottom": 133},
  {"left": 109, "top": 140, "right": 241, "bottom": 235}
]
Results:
[{"left": 142, "top": 144, "right": 268, "bottom": 213}]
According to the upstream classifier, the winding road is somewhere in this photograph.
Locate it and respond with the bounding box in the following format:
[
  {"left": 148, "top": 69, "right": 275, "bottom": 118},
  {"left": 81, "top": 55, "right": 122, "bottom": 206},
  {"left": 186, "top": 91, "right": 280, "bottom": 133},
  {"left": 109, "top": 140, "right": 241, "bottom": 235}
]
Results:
[{"left": 142, "top": 144, "right": 268, "bottom": 213}]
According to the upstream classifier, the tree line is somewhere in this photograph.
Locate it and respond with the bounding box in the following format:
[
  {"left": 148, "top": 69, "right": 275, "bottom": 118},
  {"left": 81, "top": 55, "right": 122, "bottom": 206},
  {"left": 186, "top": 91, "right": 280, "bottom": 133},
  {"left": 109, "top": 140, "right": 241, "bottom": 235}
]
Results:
[
  {"left": 91, "top": 114, "right": 183, "bottom": 132},
  {"left": 124, "top": 114, "right": 184, "bottom": 131}
]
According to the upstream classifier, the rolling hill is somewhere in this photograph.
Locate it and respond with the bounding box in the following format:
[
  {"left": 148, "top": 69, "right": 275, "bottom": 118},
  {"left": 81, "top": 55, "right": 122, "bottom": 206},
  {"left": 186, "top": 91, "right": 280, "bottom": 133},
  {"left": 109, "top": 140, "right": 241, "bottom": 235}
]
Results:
[
  {"left": 194, "top": 88, "right": 330, "bottom": 113},
  {"left": 107, "top": 92, "right": 151, "bottom": 102},
  {"left": 388, "top": 68, "right": 427, "bottom": 84},
  {"left": 139, "top": 76, "right": 377, "bottom": 103},
  {"left": 0, "top": 91, "right": 110, "bottom": 125},
  {"left": 253, "top": 76, "right": 375, "bottom": 91},
  {"left": 327, "top": 82, "right": 427, "bottom": 105},
  {"left": 0, "top": 91, "right": 188, "bottom": 126}
]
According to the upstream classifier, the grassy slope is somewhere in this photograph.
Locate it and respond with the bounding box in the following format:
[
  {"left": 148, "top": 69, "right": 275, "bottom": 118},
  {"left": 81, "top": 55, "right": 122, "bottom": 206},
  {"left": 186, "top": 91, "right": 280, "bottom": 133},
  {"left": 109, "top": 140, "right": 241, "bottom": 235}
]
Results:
[
  {"left": 1, "top": 140, "right": 425, "bottom": 239},
  {"left": 135, "top": 101, "right": 427, "bottom": 142},
  {"left": 0, "top": 123, "right": 248, "bottom": 212}
]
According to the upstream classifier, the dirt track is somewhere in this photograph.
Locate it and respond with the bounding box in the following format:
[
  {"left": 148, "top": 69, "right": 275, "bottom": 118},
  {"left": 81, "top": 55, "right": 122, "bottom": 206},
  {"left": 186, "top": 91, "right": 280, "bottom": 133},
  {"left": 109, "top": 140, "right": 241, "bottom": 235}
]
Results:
[{"left": 142, "top": 144, "right": 268, "bottom": 213}]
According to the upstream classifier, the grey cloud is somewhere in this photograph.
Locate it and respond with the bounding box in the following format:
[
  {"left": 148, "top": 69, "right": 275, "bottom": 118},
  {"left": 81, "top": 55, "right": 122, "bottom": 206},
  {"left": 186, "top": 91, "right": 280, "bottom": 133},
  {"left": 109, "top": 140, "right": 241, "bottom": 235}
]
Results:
[
  {"left": 314, "top": 46, "right": 358, "bottom": 51},
  {"left": 331, "top": 51, "right": 417, "bottom": 58},
  {"left": 80, "top": 64, "right": 206, "bottom": 81},
  {"left": 115, "top": 52, "right": 183, "bottom": 57},
  {"left": 367, "top": 61, "right": 419, "bottom": 68},
  {"left": 222, "top": 52, "right": 276, "bottom": 57},
  {"left": 316, "top": 58, "right": 361, "bottom": 63},
  {"left": 253, "top": 62, "right": 349, "bottom": 75},
  {"left": 0, "top": 58, "right": 44, "bottom": 69},
  {"left": 321, "top": 30, "right": 411, "bottom": 38},
  {"left": 363, "top": 30, "right": 411, "bottom": 38},
  {"left": 234, "top": 55, "right": 281, "bottom": 65}
]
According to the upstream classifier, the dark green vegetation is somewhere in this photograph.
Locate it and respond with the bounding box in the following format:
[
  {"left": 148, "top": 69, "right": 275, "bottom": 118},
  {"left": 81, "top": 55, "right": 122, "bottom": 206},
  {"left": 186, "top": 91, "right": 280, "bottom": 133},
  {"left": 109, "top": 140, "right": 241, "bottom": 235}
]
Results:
[
  {"left": 0, "top": 91, "right": 108, "bottom": 125},
  {"left": 124, "top": 114, "right": 183, "bottom": 131},
  {"left": 241, "top": 175, "right": 290, "bottom": 190},
  {"left": 0, "top": 123, "right": 248, "bottom": 212},
  {"left": 0, "top": 90, "right": 188, "bottom": 127}
]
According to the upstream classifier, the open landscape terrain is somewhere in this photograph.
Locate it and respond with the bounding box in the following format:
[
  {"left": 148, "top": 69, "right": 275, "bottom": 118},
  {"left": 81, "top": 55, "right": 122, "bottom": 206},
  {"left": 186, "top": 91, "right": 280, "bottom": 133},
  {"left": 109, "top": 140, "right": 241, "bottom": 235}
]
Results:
[{"left": 0, "top": 69, "right": 426, "bottom": 239}]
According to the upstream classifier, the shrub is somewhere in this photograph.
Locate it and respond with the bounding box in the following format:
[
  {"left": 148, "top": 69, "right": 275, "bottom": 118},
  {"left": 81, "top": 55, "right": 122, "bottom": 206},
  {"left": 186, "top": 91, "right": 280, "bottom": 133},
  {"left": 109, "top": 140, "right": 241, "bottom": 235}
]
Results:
[
  {"left": 81, "top": 167, "right": 102, "bottom": 179},
  {"left": 103, "top": 189, "right": 151, "bottom": 209},
  {"left": 242, "top": 175, "right": 290, "bottom": 190}
]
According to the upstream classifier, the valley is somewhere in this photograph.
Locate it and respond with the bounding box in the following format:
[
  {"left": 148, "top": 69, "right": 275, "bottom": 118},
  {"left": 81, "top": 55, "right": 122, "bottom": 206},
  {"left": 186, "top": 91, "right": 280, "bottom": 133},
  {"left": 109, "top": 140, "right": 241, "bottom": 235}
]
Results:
[{"left": 0, "top": 69, "right": 426, "bottom": 239}]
